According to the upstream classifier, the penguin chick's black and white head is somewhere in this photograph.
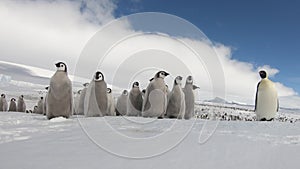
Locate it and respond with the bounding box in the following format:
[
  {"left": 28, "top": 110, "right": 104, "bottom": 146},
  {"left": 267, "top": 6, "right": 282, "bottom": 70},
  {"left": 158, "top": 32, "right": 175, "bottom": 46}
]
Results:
[
  {"left": 1, "top": 94, "right": 5, "bottom": 98},
  {"left": 40, "top": 97, "right": 43, "bottom": 100},
  {"left": 174, "top": 76, "right": 183, "bottom": 85},
  {"left": 20, "top": 95, "right": 24, "bottom": 99},
  {"left": 155, "top": 71, "right": 169, "bottom": 79},
  {"left": 83, "top": 83, "right": 89, "bottom": 87},
  {"left": 11, "top": 98, "right": 15, "bottom": 101},
  {"left": 122, "top": 90, "right": 128, "bottom": 95},
  {"left": 45, "top": 86, "right": 49, "bottom": 90},
  {"left": 259, "top": 70, "right": 267, "bottom": 79},
  {"left": 77, "top": 90, "right": 82, "bottom": 94},
  {"left": 186, "top": 76, "right": 193, "bottom": 84},
  {"left": 55, "top": 62, "right": 67, "bottom": 72},
  {"left": 142, "top": 89, "right": 146, "bottom": 94},
  {"left": 132, "top": 82, "right": 139, "bottom": 88},
  {"left": 94, "top": 71, "right": 104, "bottom": 81},
  {"left": 107, "top": 88, "right": 112, "bottom": 93}
]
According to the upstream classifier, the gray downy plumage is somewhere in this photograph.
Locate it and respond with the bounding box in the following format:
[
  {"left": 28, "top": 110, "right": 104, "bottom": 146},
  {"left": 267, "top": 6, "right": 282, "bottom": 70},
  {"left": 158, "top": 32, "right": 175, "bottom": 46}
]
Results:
[
  {"left": 46, "top": 62, "right": 72, "bottom": 119},
  {"left": 127, "top": 82, "right": 143, "bottom": 116},
  {"left": 73, "top": 90, "right": 81, "bottom": 115},
  {"left": 36, "top": 97, "right": 44, "bottom": 114},
  {"left": 116, "top": 90, "right": 128, "bottom": 116},
  {"left": 43, "top": 86, "right": 49, "bottom": 115},
  {"left": 166, "top": 76, "right": 185, "bottom": 119},
  {"left": 8, "top": 98, "right": 17, "bottom": 112},
  {"left": 84, "top": 71, "right": 108, "bottom": 117},
  {"left": 77, "top": 83, "right": 89, "bottom": 115},
  {"left": 182, "top": 76, "right": 199, "bottom": 119},
  {"left": 142, "top": 71, "right": 169, "bottom": 118},
  {"left": 17, "top": 95, "right": 26, "bottom": 112},
  {"left": 106, "top": 88, "right": 116, "bottom": 116},
  {"left": 0, "top": 94, "right": 8, "bottom": 111}
]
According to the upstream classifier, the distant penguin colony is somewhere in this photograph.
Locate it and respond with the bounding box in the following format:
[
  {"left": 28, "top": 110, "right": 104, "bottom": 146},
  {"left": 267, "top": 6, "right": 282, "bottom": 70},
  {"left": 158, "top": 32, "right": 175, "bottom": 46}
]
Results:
[
  {"left": 1, "top": 61, "right": 283, "bottom": 123},
  {"left": 46, "top": 62, "right": 72, "bottom": 119},
  {"left": 255, "top": 70, "right": 278, "bottom": 121}
]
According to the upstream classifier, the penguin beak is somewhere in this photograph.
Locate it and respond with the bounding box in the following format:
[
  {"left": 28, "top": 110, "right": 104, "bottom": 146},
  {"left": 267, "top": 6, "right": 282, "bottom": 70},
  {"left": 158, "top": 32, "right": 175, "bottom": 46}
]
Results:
[
  {"left": 55, "top": 63, "right": 60, "bottom": 67},
  {"left": 165, "top": 72, "right": 170, "bottom": 76}
]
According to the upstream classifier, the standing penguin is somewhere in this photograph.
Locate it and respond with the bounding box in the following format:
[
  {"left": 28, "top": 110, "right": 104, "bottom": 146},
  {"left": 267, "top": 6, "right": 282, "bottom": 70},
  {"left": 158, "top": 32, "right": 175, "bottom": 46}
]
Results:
[
  {"left": 43, "top": 86, "right": 49, "bottom": 115},
  {"left": 142, "top": 71, "right": 169, "bottom": 118},
  {"left": 8, "top": 98, "right": 17, "bottom": 112},
  {"left": 127, "top": 82, "right": 143, "bottom": 116},
  {"left": 73, "top": 90, "right": 82, "bottom": 115},
  {"left": 116, "top": 90, "right": 128, "bottom": 116},
  {"left": 166, "top": 76, "right": 185, "bottom": 119},
  {"left": 0, "top": 94, "right": 8, "bottom": 111},
  {"left": 255, "top": 70, "right": 278, "bottom": 121},
  {"left": 46, "top": 62, "right": 72, "bottom": 119},
  {"left": 182, "top": 76, "right": 199, "bottom": 119},
  {"left": 84, "top": 71, "right": 108, "bottom": 117},
  {"left": 17, "top": 95, "right": 26, "bottom": 112},
  {"left": 77, "top": 83, "right": 89, "bottom": 115},
  {"left": 106, "top": 88, "right": 116, "bottom": 116},
  {"left": 36, "top": 97, "right": 44, "bottom": 114}
]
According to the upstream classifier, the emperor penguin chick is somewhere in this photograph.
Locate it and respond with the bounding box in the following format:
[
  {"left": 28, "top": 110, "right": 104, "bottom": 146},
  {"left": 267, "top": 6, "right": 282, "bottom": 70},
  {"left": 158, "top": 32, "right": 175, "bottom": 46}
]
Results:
[
  {"left": 77, "top": 83, "right": 89, "bottom": 115},
  {"left": 127, "top": 82, "right": 143, "bottom": 116},
  {"left": 46, "top": 62, "right": 72, "bottom": 119},
  {"left": 116, "top": 90, "right": 128, "bottom": 116},
  {"left": 255, "top": 70, "right": 278, "bottom": 121},
  {"left": 17, "top": 95, "right": 26, "bottom": 112},
  {"left": 183, "top": 76, "right": 199, "bottom": 119},
  {"left": 36, "top": 97, "right": 44, "bottom": 114},
  {"left": 106, "top": 88, "right": 116, "bottom": 116},
  {"left": 8, "top": 98, "right": 17, "bottom": 112},
  {"left": 142, "top": 71, "right": 169, "bottom": 118},
  {"left": 0, "top": 94, "right": 8, "bottom": 111},
  {"left": 166, "top": 76, "right": 185, "bottom": 119},
  {"left": 84, "top": 71, "right": 108, "bottom": 117}
]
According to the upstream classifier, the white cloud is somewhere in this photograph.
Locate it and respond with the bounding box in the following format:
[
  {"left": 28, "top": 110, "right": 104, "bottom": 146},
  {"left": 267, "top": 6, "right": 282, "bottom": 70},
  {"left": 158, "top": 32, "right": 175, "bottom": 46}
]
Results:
[
  {"left": 0, "top": 0, "right": 299, "bottom": 108},
  {"left": 0, "top": 0, "right": 114, "bottom": 71}
]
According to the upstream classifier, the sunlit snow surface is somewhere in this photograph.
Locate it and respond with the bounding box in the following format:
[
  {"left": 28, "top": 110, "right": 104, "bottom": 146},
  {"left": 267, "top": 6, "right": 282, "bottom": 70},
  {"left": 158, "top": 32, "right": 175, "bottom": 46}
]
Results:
[{"left": 0, "top": 109, "right": 299, "bottom": 169}]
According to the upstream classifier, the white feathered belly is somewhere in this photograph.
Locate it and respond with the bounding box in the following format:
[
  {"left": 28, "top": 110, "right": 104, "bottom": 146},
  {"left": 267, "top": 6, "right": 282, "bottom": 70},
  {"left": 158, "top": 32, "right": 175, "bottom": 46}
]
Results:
[{"left": 256, "top": 89, "right": 277, "bottom": 120}]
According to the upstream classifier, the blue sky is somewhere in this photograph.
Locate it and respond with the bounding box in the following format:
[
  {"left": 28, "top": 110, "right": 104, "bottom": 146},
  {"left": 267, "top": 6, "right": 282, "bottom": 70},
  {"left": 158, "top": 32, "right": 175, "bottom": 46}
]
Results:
[{"left": 114, "top": 0, "right": 300, "bottom": 93}]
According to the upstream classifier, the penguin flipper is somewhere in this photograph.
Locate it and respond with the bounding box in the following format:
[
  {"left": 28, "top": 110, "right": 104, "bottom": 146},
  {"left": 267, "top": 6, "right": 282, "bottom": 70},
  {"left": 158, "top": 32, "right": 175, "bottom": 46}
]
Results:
[{"left": 255, "top": 82, "right": 260, "bottom": 111}]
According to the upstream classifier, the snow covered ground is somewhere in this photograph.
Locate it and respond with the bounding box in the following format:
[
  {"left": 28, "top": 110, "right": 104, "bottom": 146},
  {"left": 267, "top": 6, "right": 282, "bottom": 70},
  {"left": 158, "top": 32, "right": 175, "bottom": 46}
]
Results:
[{"left": 0, "top": 109, "right": 300, "bottom": 169}]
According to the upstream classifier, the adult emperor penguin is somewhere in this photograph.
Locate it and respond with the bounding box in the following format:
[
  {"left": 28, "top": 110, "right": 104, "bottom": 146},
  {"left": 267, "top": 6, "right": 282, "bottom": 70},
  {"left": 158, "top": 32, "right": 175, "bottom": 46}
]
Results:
[
  {"left": 183, "top": 76, "right": 199, "bottom": 119},
  {"left": 142, "top": 71, "right": 169, "bottom": 118},
  {"left": 116, "top": 90, "right": 128, "bottom": 116},
  {"left": 166, "top": 76, "right": 185, "bottom": 119},
  {"left": 8, "top": 98, "right": 17, "bottom": 112},
  {"left": 0, "top": 94, "right": 8, "bottom": 111},
  {"left": 255, "top": 70, "right": 279, "bottom": 121},
  {"left": 106, "top": 88, "right": 116, "bottom": 116},
  {"left": 17, "top": 95, "right": 26, "bottom": 112},
  {"left": 36, "top": 97, "right": 44, "bottom": 114},
  {"left": 46, "top": 62, "right": 72, "bottom": 119},
  {"left": 84, "top": 71, "right": 108, "bottom": 117},
  {"left": 127, "top": 82, "right": 143, "bottom": 116},
  {"left": 77, "top": 83, "right": 89, "bottom": 115}
]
